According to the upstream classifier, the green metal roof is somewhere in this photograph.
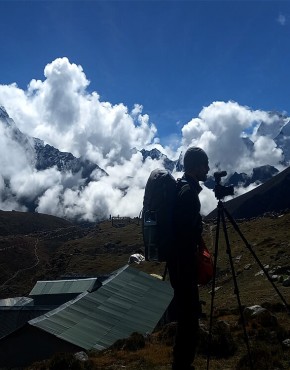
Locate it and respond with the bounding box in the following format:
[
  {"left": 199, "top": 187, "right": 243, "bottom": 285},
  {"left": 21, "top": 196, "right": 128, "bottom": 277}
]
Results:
[
  {"left": 29, "top": 277, "right": 99, "bottom": 296},
  {"left": 30, "top": 265, "right": 173, "bottom": 350},
  {"left": 0, "top": 297, "right": 33, "bottom": 307}
]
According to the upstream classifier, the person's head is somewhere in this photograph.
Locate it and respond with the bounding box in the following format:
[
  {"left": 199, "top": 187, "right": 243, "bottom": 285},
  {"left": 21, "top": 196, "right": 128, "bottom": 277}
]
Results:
[{"left": 183, "top": 147, "right": 209, "bottom": 182}]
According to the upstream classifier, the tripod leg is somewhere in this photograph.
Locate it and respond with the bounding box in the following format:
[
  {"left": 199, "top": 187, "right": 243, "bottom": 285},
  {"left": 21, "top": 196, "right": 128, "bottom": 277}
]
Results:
[
  {"left": 220, "top": 209, "right": 254, "bottom": 369},
  {"left": 206, "top": 205, "right": 221, "bottom": 370},
  {"left": 224, "top": 208, "right": 289, "bottom": 312}
]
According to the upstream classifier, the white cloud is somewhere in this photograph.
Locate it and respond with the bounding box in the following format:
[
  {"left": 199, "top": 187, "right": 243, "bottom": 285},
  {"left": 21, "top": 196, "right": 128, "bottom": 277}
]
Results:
[
  {"left": 0, "top": 59, "right": 288, "bottom": 221},
  {"left": 253, "top": 136, "right": 283, "bottom": 166},
  {"left": 179, "top": 101, "right": 284, "bottom": 175},
  {"left": 0, "top": 125, "right": 33, "bottom": 178},
  {"left": 277, "top": 13, "right": 287, "bottom": 26},
  {"left": 199, "top": 185, "right": 217, "bottom": 216},
  {"left": 10, "top": 168, "right": 62, "bottom": 201},
  {"left": 1, "top": 58, "right": 157, "bottom": 167}
]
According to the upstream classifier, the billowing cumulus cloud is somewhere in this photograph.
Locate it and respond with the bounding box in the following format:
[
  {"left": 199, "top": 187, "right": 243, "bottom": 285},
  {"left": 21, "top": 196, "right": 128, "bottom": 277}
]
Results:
[
  {"left": 179, "top": 101, "right": 284, "bottom": 175},
  {"left": 0, "top": 58, "right": 287, "bottom": 221},
  {"left": 1, "top": 58, "right": 157, "bottom": 168}
]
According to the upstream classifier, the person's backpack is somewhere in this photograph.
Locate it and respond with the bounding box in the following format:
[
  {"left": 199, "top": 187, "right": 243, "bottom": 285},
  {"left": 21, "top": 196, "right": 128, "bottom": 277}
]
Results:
[
  {"left": 142, "top": 168, "right": 182, "bottom": 262},
  {"left": 142, "top": 168, "right": 214, "bottom": 285}
]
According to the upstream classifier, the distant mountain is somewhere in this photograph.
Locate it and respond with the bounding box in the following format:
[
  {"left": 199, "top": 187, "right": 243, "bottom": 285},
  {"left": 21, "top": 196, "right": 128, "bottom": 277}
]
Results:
[
  {"left": 1, "top": 105, "right": 290, "bottom": 220},
  {"left": 139, "top": 111, "right": 290, "bottom": 190},
  {"left": 206, "top": 165, "right": 290, "bottom": 219},
  {"left": 0, "top": 106, "right": 107, "bottom": 211},
  {"left": 204, "top": 165, "right": 279, "bottom": 190},
  {"left": 274, "top": 120, "right": 290, "bottom": 164},
  {"left": 141, "top": 145, "right": 283, "bottom": 190},
  {"left": 0, "top": 106, "right": 36, "bottom": 166},
  {"left": 140, "top": 148, "right": 176, "bottom": 172},
  {"left": 241, "top": 137, "right": 254, "bottom": 152},
  {"left": 250, "top": 165, "right": 279, "bottom": 184},
  {"left": 0, "top": 106, "right": 106, "bottom": 180},
  {"left": 256, "top": 111, "right": 287, "bottom": 139},
  {"left": 256, "top": 111, "right": 290, "bottom": 164},
  {"left": 34, "top": 138, "right": 106, "bottom": 182},
  {"left": 140, "top": 148, "right": 184, "bottom": 173}
]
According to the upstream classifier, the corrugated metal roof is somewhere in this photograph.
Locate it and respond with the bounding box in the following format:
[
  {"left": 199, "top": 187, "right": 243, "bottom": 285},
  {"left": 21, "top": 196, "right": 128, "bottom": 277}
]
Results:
[
  {"left": 0, "top": 297, "right": 33, "bottom": 307},
  {"left": 30, "top": 266, "right": 173, "bottom": 351},
  {"left": 29, "top": 277, "right": 100, "bottom": 296}
]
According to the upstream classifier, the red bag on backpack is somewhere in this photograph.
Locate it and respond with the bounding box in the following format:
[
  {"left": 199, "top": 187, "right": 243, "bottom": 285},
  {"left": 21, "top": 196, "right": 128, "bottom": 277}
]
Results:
[{"left": 197, "top": 240, "right": 214, "bottom": 285}]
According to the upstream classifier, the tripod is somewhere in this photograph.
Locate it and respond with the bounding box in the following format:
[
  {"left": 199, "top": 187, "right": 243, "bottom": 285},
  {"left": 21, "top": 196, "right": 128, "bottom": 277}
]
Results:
[{"left": 206, "top": 198, "right": 290, "bottom": 370}]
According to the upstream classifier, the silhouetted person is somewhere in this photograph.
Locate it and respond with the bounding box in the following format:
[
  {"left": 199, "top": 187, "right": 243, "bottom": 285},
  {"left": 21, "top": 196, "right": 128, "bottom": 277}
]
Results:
[{"left": 167, "top": 147, "right": 209, "bottom": 370}]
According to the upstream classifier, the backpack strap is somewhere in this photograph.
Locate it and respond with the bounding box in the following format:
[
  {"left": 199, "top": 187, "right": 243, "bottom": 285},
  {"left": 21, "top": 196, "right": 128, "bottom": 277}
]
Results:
[{"left": 176, "top": 177, "right": 188, "bottom": 191}]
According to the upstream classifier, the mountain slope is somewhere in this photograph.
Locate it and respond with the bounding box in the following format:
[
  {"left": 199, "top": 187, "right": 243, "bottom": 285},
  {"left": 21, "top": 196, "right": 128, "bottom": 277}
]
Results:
[
  {"left": 0, "top": 106, "right": 108, "bottom": 214},
  {"left": 34, "top": 138, "right": 106, "bottom": 181},
  {"left": 1, "top": 105, "right": 290, "bottom": 222},
  {"left": 0, "top": 210, "right": 74, "bottom": 236},
  {"left": 206, "top": 165, "right": 290, "bottom": 219},
  {"left": 0, "top": 105, "right": 106, "bottom": 180},
  {"left": 1, "top": 211, "right": 290, "bottom": 369}
]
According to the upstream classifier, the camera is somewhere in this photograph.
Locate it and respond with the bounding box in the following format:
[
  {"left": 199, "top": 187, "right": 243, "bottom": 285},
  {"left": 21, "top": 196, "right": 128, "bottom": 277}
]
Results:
[{"left": 214, "top": 171, "right": 234, "bottom": 200}]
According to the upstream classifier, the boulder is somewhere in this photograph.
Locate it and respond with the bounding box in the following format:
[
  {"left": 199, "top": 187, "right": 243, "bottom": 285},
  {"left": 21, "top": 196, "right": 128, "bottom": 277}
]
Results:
[
  {"left": 282, "top": 277, "right": 290, "bottom": 287},
  {"left": 199, "top": 320, "right": 236, "bottom": 357},
  {"left": 282, "top": 338, "right": 290, "bottom": 348},
  {"left": 74, "top": 351, "right": 89, "bottom": 362},
  {"left": 110, "top": 332, "right": 146, "bottom": 351},
  {"left": 243, "top": 305, "right": 278, "bottom": 327}
]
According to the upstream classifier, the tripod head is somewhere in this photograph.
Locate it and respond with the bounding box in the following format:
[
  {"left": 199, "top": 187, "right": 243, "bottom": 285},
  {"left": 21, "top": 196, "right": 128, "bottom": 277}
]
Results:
[{"left": 214, "top": 171, "right": 234, "bottom": 200}]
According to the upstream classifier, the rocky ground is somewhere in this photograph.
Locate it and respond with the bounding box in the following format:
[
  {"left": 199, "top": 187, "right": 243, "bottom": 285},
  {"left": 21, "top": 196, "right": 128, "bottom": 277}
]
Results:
[{"left": 0, "top": 211, "right": 290, "bottom": 369}]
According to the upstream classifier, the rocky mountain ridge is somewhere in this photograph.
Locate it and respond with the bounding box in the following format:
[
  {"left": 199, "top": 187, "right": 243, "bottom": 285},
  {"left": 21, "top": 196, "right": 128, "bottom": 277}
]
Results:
[
  {"left": 1, "top": 105, "right": 290, "bottom": 219},
  {"left": 206, "top": 165, "right": 290, "bottom": 220},
  {"left": 0, "top": 106, "right": 106, "bottom": 181},
  {"left": 34, "top": 138, "right": 106, "bottom": 182}
]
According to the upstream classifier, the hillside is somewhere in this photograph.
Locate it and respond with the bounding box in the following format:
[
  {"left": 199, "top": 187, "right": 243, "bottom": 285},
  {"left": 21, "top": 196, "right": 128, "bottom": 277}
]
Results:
[
  {"left": 0, "top": 210, "right": 74, "bottom": 236},
  {"left": 206, "top": 166, "right": 290, "bottom": 220},
  {"left": 1, "top": 209, "right": 290, "bottom": 307},
  {"left": 0, "top": 211, "right": 290, "bottom": 369}
]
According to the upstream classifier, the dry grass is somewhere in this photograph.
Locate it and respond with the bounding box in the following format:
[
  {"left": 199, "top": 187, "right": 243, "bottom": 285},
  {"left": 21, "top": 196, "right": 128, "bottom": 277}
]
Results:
[
  {"left": 90, "top": 343, "right": 173, "bottom": 369},
  {"left": 1, "top": 211, "right": 290, "bottom": 369}
]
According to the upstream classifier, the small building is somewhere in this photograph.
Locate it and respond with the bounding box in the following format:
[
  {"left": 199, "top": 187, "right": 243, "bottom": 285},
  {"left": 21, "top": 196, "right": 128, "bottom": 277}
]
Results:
[
  {"left": 0, "top": 277, "right": 102, "bottom": 339},
  {"left": 0, "top": 297, "right": 52, "bottom": 339},
  {"left": 0, "top": 265, "right": 173, "bottom": 368},
  {"left": 29, "top": 276, "right": 101, "bottom": 305}
]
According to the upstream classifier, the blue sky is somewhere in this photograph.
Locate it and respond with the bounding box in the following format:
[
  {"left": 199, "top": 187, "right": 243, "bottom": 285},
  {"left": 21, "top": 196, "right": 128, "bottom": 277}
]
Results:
[
  {"left": 1, "top": 1, "right": 290, "bottom": 219},
  {"left": 1, "top": 0, "right": 290, "bottom": 143}
]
